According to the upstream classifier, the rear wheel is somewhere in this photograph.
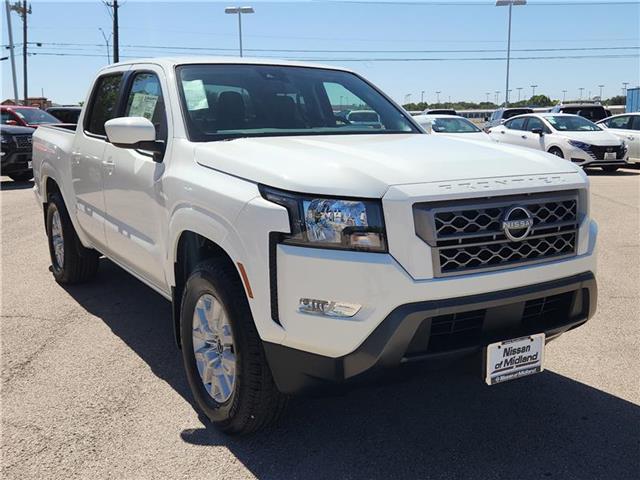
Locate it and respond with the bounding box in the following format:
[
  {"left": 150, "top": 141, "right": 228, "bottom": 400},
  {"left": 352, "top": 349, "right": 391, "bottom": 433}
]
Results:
[
  {"left": 602, "top": 166, "right": 619, "bottom": 172},
  {"left": 8, "top": 171, "right": 33, "bottom": 182},
  {"left": 180, "top": 259, "right": 287, "bottom": 435},
  {"left": 46, "top": 193, "right": 99, "bottom": 284},
  {"left": 548, "top": 147, "right": 564, "bottom": 158}
]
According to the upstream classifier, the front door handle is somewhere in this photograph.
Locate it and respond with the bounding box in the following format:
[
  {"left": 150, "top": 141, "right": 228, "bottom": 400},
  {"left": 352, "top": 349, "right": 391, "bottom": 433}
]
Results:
[{"left": 521, "top": 135, "right": 528, "bottom": 139}]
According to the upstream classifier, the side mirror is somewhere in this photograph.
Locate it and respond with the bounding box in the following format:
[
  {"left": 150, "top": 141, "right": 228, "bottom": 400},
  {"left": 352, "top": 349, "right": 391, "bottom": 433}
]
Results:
[
  {"left": 421, "top": 121, "right": 433, "bottom": 133},
  {"left": 531, "top": 127, "right": 544, "bottom": 136},
  {"left": 105, "top": 117, "right": 164, "bottom": 158}
]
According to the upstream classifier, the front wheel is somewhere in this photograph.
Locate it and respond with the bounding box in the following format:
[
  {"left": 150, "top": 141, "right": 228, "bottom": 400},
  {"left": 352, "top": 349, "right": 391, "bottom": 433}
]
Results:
[
  {"left": 548, "top": 147, "right": 564, "bottom": 158},
  {"left": 180, "top": 259, "right": 287, "bottom": 435},
  {"left": 602, "top": 166, "right": 619, "bottom": 172}
]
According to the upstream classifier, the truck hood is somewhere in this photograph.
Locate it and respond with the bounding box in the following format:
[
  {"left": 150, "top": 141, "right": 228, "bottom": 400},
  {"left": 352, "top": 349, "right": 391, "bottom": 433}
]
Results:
[{"left": 194, "top": 133, "right": 580, "bottom": 197}]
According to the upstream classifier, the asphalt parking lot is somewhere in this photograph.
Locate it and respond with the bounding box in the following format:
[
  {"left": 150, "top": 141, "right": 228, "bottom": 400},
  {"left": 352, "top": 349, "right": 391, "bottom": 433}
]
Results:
[{"left": 1, "top": 169, "right": 639, "bottom": 480}]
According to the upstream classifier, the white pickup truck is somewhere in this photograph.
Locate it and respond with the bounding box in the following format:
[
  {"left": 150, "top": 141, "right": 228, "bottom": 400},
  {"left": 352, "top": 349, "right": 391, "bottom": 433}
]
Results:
[{"left": 33, "top": 58, "right": 598, "bottom": 435}]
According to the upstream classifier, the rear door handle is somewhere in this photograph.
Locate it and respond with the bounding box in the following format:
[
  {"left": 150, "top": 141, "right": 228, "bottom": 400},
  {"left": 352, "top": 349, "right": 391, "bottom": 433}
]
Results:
[{"left": 101, "top": 158, "right": 115, "bottom": 175}]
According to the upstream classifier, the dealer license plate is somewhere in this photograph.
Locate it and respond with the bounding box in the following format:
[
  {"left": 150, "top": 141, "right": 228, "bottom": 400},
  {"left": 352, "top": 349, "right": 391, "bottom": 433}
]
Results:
[
  {"left": 604, "top": 152, "right": 616, "bottom": 160},
  {"left": 28, "top": 161, "right": 32, "bottom": 169},
  {"left": 485, "top": 333, "right": 545, "bottom": 385}
]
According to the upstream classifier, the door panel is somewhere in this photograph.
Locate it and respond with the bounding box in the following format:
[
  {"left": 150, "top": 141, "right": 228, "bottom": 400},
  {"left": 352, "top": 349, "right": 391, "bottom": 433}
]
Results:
[
  {"left": 102, "top": 68, "right": 170, "bottom": 289},
  {"left": 71, "top": 72, "right": 125, "bottom": 249}
]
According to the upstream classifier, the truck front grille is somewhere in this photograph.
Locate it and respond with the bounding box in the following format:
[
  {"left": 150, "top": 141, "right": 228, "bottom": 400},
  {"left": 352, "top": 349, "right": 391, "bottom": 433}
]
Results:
[
  {"left": 14, "top": 135, "right": 32, "bottom": 150},
  {"left": 414, "top": 191, "right": 580, "bottom": 277}
]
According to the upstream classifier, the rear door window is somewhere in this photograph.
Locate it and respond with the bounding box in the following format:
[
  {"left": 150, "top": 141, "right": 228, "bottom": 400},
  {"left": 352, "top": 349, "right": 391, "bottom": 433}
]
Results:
[
  {"left": 85, "top": 74, "right": 123, "bottom": 136},
  {"left": 505, "top": 117, "right": 527, "bottom": 130}
]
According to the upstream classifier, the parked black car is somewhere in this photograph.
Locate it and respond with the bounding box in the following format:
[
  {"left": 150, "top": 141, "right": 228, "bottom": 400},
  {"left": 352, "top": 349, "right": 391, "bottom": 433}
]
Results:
[
  {"left": 1, "top": 124, "right": 35, "bottom": 181},
  {"left": 46, "top": 106, "right": 82, "bottom": 124}
]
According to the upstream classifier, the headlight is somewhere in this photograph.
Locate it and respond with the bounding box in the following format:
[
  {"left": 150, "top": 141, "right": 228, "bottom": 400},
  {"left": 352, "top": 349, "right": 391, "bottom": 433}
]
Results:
[
  {"left": 568, "top": 140, "right": 591, "bottom": 150},
  {"left": 260, "top": 185, "right": 387, "bottom": 252},
  {"left": 0, "top": 134, "right": 10, "bottom": 144}
]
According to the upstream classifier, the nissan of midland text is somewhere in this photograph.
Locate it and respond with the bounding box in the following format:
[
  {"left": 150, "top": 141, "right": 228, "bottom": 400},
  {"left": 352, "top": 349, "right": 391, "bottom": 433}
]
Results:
[{"left": 33, "top": 58, "right": 598, "bottom": 434}]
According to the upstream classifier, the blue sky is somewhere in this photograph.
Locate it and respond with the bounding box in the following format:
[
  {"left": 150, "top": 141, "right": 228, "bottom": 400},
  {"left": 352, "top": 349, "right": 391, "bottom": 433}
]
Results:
[{"left": 2, "top": 0, "right": 639, "bottom": 105}]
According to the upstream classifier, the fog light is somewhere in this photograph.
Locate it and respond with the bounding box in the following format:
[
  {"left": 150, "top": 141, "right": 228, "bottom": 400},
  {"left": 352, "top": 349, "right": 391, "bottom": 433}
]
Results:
[{"left": 298, "top": 298, "right": 361, "bottom": 318}]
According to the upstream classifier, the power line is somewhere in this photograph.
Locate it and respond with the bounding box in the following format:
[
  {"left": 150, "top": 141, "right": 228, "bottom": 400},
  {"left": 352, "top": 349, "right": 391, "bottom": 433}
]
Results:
[
  {"left": 23, "top": 41, "right": 640, "bottom": 54},
  {"left": 28, "top": 51, "right": 640, "bottom": 62}
]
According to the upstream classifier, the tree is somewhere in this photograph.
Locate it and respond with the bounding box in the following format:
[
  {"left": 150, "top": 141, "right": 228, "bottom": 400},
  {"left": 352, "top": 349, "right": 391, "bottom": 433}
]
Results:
[{"left": 603, "top": 95, "right": 626, "bottom": 106}]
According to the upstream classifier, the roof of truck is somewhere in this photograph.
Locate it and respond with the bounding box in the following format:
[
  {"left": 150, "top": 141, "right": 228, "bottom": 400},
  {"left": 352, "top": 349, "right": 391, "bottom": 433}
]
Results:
[{"left": 98, "top": 56, "right": 354, "bottom": 74}]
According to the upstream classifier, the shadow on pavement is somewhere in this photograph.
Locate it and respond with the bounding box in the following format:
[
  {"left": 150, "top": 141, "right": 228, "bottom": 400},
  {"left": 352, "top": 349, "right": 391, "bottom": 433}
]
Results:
[
  {"left": 1, "top": 179, "right": 34, "bottom": 190},
  {"left": 64, "top": 259, "right": 639, "bottom": 480}
]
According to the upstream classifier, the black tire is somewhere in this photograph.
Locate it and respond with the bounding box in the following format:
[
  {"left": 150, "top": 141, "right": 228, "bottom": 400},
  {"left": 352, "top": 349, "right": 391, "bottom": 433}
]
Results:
[
  {"left": 180, "top": 259, "right": 287, "bottom": 435},
  {"left": 46, "top": 193, "right": 99, "bottom": 284},
  {"left": 8, "top": 171, "right": 33, "bottom": 182},
  {"left": 548, "top": 147, "right": 564, "bottom": 158},
  {"left": 602, "top": 166, "right": 619, "bottom": 172}
]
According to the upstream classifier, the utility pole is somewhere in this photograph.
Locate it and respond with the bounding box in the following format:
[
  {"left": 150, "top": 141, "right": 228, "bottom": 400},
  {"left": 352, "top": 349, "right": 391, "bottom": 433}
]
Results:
[
  {"left": 102, "top": 1, "right": 119, "bottom": 63},
  {"left": 10, "top": 1, "right": 32, "bottom": 104},
  {"left": 113, "top": 0, "right": 119, "bottom": 62},
  {"left": 4, "top": 1, "right": 19, "bottom": 103}
]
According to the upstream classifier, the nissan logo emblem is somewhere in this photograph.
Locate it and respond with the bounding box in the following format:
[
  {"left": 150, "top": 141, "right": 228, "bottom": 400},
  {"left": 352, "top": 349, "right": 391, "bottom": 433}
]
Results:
[{"left": 502, "top": 206, "right": 534, "bottom": 242}]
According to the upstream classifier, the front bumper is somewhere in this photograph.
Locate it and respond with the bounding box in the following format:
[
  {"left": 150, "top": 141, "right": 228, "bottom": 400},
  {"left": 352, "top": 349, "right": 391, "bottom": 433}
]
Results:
[
  {"left": 264, "top": 271, "right": 597, "bottom": 394},
  {"left": 1, "top": 149, "right": 32, "bottom": 174},
  {"left": 566, "top": 145, "right": 629, "bottom": 167}
]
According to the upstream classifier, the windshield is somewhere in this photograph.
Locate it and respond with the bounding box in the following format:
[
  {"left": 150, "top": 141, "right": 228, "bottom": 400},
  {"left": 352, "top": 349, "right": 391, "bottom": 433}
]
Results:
[
  {"left": 177, "top": 64, "right": 417, "bottom": 141},
  {"left": 13, "top": 108, "right": 61, "bottom": 125},
  {"left": 546, "top": 115, "right": 601, "bottom": 132},
  {"left": 431, "top": 117, "right": 480, "bottom": 133}
]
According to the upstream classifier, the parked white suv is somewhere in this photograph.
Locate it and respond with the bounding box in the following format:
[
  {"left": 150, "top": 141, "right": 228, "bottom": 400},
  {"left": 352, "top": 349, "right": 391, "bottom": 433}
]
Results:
[
  {"left": 489, "top": 113, "right": 629, "bottom": 171},
  {"left": 33, "top": 58, "right": 598, "bottom": 434}
]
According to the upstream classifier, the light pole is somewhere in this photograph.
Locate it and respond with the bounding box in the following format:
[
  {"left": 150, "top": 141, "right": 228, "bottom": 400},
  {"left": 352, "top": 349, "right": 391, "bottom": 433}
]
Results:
[
  {"left": 598, "top": 84, "right": 604, "bottom": 99},
  {"left": 517, "top": 87, "right": 522, "bottom": 102},
  {"left": 99, "top": 27, "right": 111, "bottom": 64},
  {"left": 496, "top": 0, "right": 526, "bottom": 107},
  {"left": 579, "top": 87, "right": 585, "bottom": 100},
  {"left": 421, "top": 90, "right": 425, "bottom": 103},
  {"left": 486, "top": 92, "right": 490, "bottom": 104},
  {"left": 562, "top": 90, "right": 567, "bottom": 102},
  {"left": 436, "top": 91, "right": 441, "bottom": 104},
  {"left": 495, "top": 90, "right": 500, "bottom": 104},
  {"left": 225, "top": 6, "right": 254, "bottom": 57},
  {"left": 530, "top": 84, "right": 538, "bottom": 98},
  {"left": 622, "top": 82, "right": 629, "bottom": 96}
]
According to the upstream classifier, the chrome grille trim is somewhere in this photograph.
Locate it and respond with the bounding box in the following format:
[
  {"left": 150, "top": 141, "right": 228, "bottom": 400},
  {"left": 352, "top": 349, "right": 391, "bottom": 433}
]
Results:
[
  {"left": 414, "top": 191, "right": 580, "bottom": 277},
  {"left": 14, "top": 135, "right": 33, "bottom": 149}
]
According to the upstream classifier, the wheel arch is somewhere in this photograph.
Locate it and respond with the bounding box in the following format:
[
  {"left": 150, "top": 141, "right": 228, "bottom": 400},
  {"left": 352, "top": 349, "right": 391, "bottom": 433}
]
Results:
[{"left": 171, "top": 228, "right": 247, "bottom": 349}]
